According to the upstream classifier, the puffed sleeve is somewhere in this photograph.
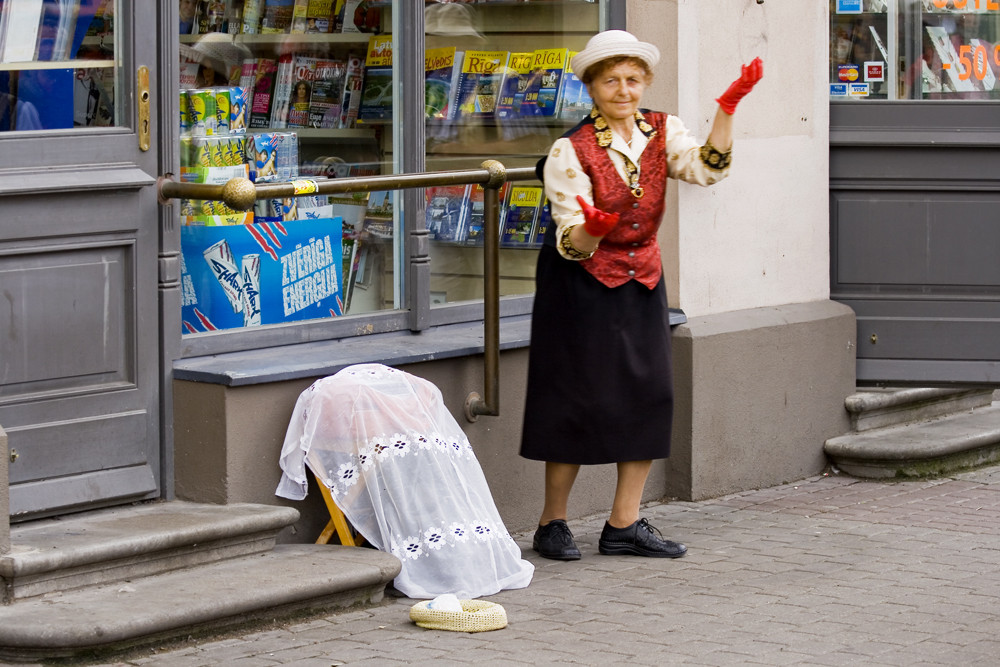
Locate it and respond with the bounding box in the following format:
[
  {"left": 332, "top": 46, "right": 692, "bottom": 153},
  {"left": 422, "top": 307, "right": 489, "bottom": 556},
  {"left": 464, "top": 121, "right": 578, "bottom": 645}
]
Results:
[
  {"left": 665, "top": 115, "right": 732, "bottom": 186},
  {"left": 543, "top": 138, "right": 597, "bottom": 261}
]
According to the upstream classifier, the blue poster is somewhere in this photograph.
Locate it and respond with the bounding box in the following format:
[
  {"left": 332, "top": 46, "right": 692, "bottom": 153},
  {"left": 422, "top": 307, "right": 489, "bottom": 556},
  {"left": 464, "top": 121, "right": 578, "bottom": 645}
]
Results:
[
  {"left": 180, "top": 217, "right": 344, "bottom": 333},
  {"left": 836, "top": 0, "right": 863, "bottom": 13}
]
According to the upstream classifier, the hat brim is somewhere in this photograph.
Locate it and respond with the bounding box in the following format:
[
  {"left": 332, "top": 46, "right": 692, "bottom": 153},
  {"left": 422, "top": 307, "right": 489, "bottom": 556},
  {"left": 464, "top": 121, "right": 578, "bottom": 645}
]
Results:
[{"left": 571, "top": 40, "right": 660, "bottom": 78}]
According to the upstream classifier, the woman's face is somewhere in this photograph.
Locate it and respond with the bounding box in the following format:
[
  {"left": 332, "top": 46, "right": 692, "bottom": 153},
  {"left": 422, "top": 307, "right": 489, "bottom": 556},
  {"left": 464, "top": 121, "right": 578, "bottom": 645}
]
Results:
[
  {"left": 180, "top": 0, "right": 197, "bottom": 21},
  {"left": 587, "top": 60, "right": 648, "bottom": 122}
]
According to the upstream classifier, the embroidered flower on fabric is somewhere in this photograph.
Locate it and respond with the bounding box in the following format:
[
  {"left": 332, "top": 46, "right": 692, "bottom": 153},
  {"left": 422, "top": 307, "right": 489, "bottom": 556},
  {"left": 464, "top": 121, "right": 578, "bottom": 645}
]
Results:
[
  {"left": 449, "top": 439, "right": 464, "bottom": 454},
  {"left": 424, "top": 527, "right": 446, "bottom": 550},
  {"left": 432, "top": 434, "right": 450, "bottom": 453},
  {"left": 336, "top": 462, "right": 359, "bottom": 488},
  {"left": 448, "top": 522, "right": 469, "bottom": 543},
  {"left": 401, "top": 538, "right": 423, "bottom": 559},
  {"left": 390, "top": 433, "right": 411, "bottom": 456},
  {"left": 357, "top": 450, "right": 373, "bottom": 470},
  {"left": 472, "top": 521, "right": 492, "bottom": 541},
  {"left": 566, "top": 167, "right": 577, "bottom": 179},
  {"left": 413, "top": 433, "right": 432, "bottom": 450},
  {"left": 372, "top": 436, "right": 391, "bottom": 461}
]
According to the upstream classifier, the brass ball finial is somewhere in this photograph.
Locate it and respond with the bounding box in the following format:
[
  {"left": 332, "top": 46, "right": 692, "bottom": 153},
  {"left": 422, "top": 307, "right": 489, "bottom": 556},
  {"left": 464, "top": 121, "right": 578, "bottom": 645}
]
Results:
[
  {"left": 222, "top": 177, "right": 258, "bottom": 212},
  {"left": 480, "top": 159, "right": 507, "bottom": 189}
]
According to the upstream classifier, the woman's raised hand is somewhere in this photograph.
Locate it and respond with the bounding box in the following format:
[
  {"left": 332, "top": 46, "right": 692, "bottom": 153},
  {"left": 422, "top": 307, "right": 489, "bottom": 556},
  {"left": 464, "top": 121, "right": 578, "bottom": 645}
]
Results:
[
  {"left": 576, "top": 195, "right": 619, "bottom": 237},
  {"left": 715, "top": 57, "right": 764, "bottom": 115}
]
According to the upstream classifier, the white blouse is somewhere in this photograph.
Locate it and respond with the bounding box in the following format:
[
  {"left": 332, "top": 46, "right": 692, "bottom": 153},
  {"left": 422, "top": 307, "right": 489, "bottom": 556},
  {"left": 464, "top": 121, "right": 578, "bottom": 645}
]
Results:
[{"left": 543, "top": 114, "right": 731, "bottom": 260}]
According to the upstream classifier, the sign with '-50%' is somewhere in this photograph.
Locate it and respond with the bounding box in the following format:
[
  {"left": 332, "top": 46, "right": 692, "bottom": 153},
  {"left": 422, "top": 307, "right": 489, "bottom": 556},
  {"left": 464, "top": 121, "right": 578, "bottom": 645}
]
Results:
[{"left": 933, "top": 0, "right": 1000, "bottom": 8}]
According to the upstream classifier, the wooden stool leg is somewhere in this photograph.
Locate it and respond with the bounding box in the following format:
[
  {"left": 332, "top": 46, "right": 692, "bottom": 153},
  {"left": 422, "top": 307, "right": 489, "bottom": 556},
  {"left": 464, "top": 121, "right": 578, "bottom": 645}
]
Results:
[{"left": 313, "top": 473, "right": 360, "bottom": 547}]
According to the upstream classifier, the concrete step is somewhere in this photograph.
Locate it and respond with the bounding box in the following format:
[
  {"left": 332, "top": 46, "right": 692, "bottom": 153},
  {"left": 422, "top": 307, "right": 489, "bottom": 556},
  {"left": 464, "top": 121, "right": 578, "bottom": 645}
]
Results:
[
  {"left": 825, "top": 403, "right": 1000, "bottom": 479},
  {"left": 0, "top": 543, "right": 401, "bottom": 663},
  {"left": 845, "top": 387, "right": 994, "bottom": 433},
  {"left": 0, "top": 501, "right": 300, "bottom": 603}
]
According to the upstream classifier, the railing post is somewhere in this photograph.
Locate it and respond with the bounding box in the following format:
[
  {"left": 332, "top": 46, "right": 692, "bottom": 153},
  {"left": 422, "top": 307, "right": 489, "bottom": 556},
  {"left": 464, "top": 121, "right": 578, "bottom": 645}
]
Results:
[{"left": 464, "top": 160, "right": 506, "bottom": 421}]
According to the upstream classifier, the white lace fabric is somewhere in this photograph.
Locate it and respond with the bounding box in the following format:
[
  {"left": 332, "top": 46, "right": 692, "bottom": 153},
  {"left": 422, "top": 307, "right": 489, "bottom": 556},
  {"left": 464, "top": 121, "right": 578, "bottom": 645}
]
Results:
[{"left": 275, "top": 363, "right": 534, "bottom": 599}]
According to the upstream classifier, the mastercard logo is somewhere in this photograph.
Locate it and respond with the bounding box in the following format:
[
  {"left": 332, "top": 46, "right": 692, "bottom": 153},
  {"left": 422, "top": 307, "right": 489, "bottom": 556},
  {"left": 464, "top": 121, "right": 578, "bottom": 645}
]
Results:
[{"left": 838, "top": 67, "right": 860, "bottom": 82}]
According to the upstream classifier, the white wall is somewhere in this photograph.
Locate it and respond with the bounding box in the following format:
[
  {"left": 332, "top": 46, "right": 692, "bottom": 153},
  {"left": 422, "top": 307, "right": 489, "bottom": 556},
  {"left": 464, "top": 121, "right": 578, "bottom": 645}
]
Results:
[{"left": 630, "top": 0, "right": 830, "bottom": 316}]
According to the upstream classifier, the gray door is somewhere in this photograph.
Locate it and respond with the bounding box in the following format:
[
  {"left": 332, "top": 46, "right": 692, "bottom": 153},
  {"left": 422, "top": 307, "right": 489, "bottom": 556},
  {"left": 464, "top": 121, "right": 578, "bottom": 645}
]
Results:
[
  {"left": 831, "top": 103, "right": 1000, "bottom": 386},
  {"left": 0, "top": 3, "right": 162, "bottom": 519}
]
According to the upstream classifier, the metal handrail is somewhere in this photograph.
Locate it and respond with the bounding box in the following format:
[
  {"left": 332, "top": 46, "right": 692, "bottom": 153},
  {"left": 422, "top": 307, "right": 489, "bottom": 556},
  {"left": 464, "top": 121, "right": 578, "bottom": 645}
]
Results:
[{"left": 158, "top": 160, "right": 539, "bottom": 421}]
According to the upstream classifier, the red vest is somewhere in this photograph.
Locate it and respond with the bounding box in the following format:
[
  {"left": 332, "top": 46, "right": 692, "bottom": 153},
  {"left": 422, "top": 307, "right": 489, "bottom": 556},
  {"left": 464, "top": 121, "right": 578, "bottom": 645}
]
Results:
[{"left": 568, "top": 112, "right": 668, "bottom": 289}]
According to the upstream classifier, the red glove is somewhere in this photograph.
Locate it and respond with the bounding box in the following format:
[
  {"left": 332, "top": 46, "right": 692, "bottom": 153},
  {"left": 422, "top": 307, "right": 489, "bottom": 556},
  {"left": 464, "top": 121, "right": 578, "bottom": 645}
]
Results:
[
  {"left": 576, "top": 195, "right": 619, "bottom": 237},
  {"left": 715, "top": 57, "right": 764, "bottom": 115}
]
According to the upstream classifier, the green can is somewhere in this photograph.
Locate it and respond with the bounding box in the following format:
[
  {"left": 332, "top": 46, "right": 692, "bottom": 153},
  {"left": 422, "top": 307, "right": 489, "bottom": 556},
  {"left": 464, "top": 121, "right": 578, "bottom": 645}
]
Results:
[
  {"left": 215, "top": 87, "right": 231, "bottom": 134},
  {"left": 187, "top": 88, "right": 217, "bottom": 136}
]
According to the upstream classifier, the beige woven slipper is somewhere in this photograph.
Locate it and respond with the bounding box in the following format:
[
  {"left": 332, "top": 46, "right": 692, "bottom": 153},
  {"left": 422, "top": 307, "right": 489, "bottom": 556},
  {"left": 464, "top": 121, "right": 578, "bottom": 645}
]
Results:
[{"left": 409, "top": 599, "right": 508, "bottom": 632}]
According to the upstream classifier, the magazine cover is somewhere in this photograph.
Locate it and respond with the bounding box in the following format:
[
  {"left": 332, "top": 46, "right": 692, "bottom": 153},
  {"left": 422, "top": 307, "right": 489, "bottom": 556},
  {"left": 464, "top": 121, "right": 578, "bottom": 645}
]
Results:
[
  {"left": 501, "top": 185, "right": 542, "bottom": 246},
  {"left": 307, "top": 0, "right": 336, "bottom": 32},
  {"left": 308, "top": 58, "right": 347, "bottom": 128},
  {"left": 425, "top": 184, "right": 470, "bottom": 243},
  {"left": 455, "top": 50, "right": 510, "bottom": 119},
  {"left": 269, "top": 53, "right": 295, "bottom": 128},
  {"left": 248, "top": 58, "right": 278, "bottom": 128},
  {"left": 338, "top": 53, "right": 364, "bottom": 128},
  {"left": 361, "top": 190, "right": 394, "bottom": 240},
  {"left": 557, "top": 52, "right": 593, "bottom": 122},
  {"left": 424, "top": 46, "right": 462, "bottom": 120},
  {"left": 495, "top": 51, "right": 533, "bottom": 120},
  {"left": 287, "top": 55, "right": 318, "bottom": 127},
  {"left": 330, "top": 191, "right": 370, "bottom": 236},
  {"left": 358, "top": 33, "right": 392, "bottom": 122},
  {"left": 530, "top": 196, "right": 552, "bottom": 246},
  {"left": 261, "top": 0, "right": 295, "bottom": 33},
  {"left": 289, "top": 0, "right": 309, "bottom": 33},
  {"left": 341, "top": 0, "right": 380, "bottom": 33},
  {"left": 463, "top": 183, "right": 509, "bottom": 246},
  {"left": 520, "top": 48, "right": 569, "bottom": 117},
  {"left": 242, "top": 0, "right": 265, "bottom": 33}
]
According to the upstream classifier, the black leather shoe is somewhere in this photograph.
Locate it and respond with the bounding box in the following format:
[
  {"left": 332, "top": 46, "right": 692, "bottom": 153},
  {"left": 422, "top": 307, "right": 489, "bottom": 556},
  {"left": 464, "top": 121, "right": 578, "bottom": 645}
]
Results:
[
  {"left": 533, "top": 519, "right": 582, "bottom": 560},
  {"left": 598, "top": 518, "right": 687, "bottom": 558}
]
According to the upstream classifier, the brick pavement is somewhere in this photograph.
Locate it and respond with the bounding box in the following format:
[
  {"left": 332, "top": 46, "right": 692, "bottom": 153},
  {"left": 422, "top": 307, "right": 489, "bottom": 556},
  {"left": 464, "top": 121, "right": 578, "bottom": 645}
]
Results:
[{"left": 77, "top": 465, "right": 1000, "bottom": 666}]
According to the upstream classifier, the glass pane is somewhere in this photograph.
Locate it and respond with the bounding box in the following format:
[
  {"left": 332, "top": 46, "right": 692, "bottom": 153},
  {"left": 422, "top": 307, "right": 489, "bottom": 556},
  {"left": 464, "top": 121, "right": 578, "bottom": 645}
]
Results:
[
  {"left": 830, "top": 0, "right": 1000, "bottom": 101},
  {"left": 178, "top": 1, "right": 399, "bottom": 335},
  {"left": 0, "top": 0, "right": 117, "bottom": 132},
  {"left": 423, "top": 0, "right": 601, "bottom": 305}
]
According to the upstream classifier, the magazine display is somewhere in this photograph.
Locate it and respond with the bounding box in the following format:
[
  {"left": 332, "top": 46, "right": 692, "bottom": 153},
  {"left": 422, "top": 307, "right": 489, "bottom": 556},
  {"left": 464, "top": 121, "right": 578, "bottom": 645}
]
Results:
[
  {"left": 308, "top": 58, "right": 347, "bottom": 128},
  {"left": 455, "top": 50, "right": 510, "bottom": 119},
  {"left": 520, "top": 48, "right": 569, "bottom": 117},
  {"left": 425, "top": 185, "right": 470, "bottom": 243},
  {"left": 495, "top": 51, "right": 533, "bottom": 120},
  {"left": 557, "top": 52, "right": 593, "bottom": 122},
  {"left": 501, "top": 185, "right": 542, "bottom": 246},
  {"left": 424, "top": 46, "right": 462, "bottom": 120},
  {"left": 358, "top": 33, "right": 392, "bottom": 122},
  {"left": 287, "top": 55, "right": 318, "bottom": 127}
]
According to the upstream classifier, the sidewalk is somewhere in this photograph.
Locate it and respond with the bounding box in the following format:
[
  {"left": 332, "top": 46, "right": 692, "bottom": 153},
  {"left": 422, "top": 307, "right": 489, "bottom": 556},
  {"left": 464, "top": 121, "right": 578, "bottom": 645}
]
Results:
[{"left": 82, "top": 464, "right": 1000, "bottom": 666}]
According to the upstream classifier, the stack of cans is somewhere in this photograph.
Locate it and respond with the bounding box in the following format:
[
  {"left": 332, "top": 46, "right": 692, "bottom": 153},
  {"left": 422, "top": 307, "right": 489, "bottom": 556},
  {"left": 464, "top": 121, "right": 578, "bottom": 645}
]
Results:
[{"left": 180, "top": 85, "right": 251, "bottom": 225}]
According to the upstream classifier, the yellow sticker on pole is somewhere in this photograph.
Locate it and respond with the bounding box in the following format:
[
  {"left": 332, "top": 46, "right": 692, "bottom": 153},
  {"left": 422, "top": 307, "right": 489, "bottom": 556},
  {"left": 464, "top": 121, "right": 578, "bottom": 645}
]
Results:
[{"left": 291, "top": 179, "right": 318, "bottom": 195}]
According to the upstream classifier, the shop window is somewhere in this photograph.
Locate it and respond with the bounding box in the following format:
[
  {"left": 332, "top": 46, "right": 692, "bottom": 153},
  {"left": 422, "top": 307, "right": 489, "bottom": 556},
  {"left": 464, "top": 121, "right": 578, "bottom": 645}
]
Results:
[
  {"left": 0, "top": 1, "right": 118, "bottom": 131},
  {"left": 177, "top": 0, "right": 608, "bottom": 337},
  {"left": 831, "top": 0, "right": 1000, "bottom": 100}
]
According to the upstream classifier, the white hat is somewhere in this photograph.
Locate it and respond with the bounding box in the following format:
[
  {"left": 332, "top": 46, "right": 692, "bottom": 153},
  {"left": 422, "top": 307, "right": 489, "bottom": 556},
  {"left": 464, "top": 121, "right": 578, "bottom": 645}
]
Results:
[{"left": 571, "top": 30, "right": 660, "bottom": 77}]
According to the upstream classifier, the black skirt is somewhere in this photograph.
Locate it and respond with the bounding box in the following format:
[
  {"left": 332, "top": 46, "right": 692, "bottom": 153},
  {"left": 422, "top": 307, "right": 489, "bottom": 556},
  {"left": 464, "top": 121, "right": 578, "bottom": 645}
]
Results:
[{"left": 519, "top": 244, "right": 674, "bottom": 465}]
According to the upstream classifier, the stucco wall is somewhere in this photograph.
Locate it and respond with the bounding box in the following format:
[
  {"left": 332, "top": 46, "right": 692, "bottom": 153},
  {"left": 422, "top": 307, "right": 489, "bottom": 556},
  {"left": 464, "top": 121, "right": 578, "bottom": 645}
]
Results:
[
  {"left": 174, "top": 352, "right": 671, "bottom": 538},
  {"left": 631, "top": 1, "right": 830, "bottom": 315}
]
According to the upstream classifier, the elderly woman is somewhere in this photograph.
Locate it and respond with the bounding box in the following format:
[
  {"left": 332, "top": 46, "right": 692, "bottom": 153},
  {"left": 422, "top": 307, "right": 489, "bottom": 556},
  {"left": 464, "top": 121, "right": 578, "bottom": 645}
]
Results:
[{"left": 521, "top": 30, "right": 763, "bottom": 560}]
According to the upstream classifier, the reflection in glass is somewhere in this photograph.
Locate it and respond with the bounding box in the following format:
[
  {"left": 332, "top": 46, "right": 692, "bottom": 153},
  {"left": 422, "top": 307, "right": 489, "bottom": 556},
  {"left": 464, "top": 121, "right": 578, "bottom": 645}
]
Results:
[
  {"left": 178, "top": 2, "right": 397, "bottom": 335},
  {"left": 830, "top": 0, "right": 1000, "bottom": 101},
  {"left": 0, "top": 1, "right": 115, "bottom": 132},
  {"left": 423, "top": 0, "right": 602, "bottom": 305}
]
